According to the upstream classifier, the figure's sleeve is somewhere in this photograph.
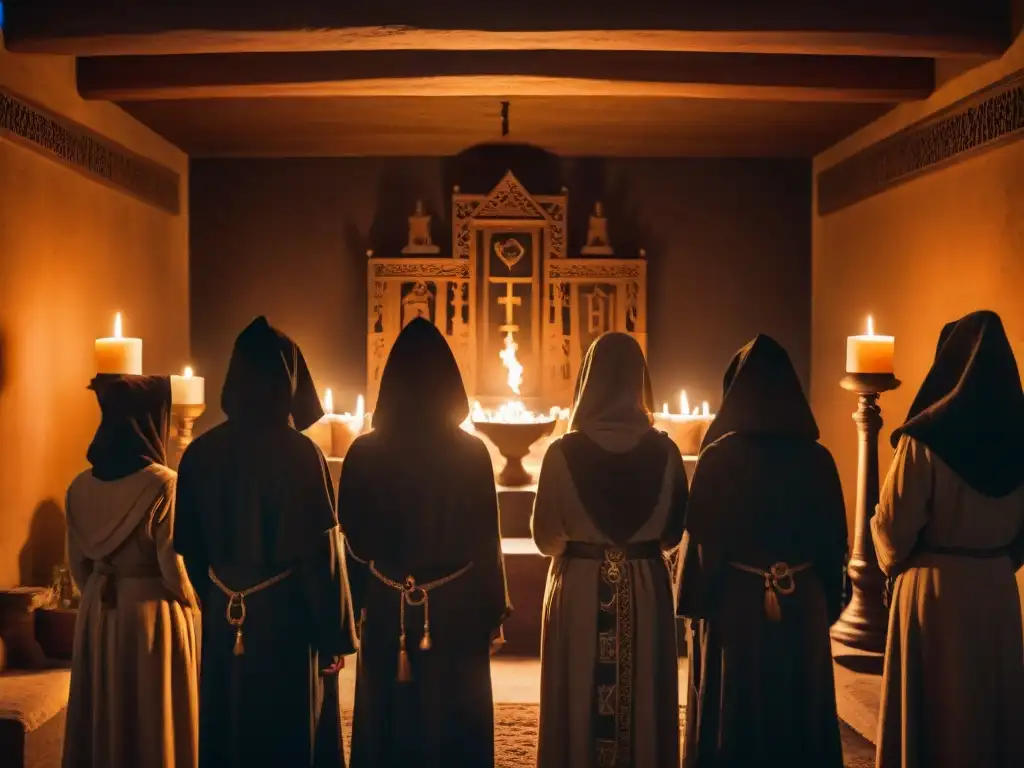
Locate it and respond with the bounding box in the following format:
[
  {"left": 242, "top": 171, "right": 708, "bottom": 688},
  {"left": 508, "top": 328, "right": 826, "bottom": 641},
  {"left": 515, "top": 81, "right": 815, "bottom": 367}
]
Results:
[
  {"left": 661, "top": 447, "right": 689, "bottom": 551},
  {"left": 64, "top": 491, "right": 92, "bottom": 591},
  {"left": 172, "top": 448, "right": 211, "bottom": 605},
  {"left": 531, "top": 442, "right": 568, "bottom": 557},
  {"left": 814, "top": 448, "right": 851, "bottom": 625},
  {"left": 149, "top": 476, "right": 198, "bottom": 609},
  {"left": 470, "top": 439, "right": 512, "bottom": 632},
  {"left": 295, "top": 442, "right": 358, "bottom": 658},
  {"left": 676, "top": 444, "right": 727, "bottom": 619},
  {"left": 871, "top": 435, "right": 933, "bottom": 576}
]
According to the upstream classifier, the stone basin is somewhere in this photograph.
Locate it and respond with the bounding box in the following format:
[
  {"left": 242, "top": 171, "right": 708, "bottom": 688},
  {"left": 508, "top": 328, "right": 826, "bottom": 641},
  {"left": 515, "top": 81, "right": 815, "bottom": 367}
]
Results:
[{"left": 472, "top": 418, "right": 556, "bottom": 487}]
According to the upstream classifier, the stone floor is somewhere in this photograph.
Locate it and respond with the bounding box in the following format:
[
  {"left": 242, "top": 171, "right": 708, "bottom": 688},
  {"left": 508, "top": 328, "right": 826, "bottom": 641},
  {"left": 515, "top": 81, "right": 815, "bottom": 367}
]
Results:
[{"left": 336, "top": 656, "right": 689, "bottom": 707}]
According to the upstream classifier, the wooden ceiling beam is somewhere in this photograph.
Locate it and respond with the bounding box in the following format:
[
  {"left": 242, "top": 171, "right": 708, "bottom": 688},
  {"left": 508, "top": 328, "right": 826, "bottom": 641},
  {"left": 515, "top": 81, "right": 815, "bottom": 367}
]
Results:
[
  {"left": 3, "top": 2, "right": 1009, "bottom": 59},
  {"left": 77, "top": 51, "right": 936, "bottom": 104}
]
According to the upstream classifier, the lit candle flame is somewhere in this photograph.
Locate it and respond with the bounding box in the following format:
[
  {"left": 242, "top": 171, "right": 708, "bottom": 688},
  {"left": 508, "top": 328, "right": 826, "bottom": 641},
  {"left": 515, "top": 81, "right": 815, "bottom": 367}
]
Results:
[
  {"left": 323, "top": 388, "right": 334, "bottom": 415},
  {"left": 866, "top": 315, "right": 875, "bottom": 336},
  {"left": 702, "top": 401, "right": 710, "bottom": 417},
  {"left": 661, "top": 403, "right": 669, "bottom": 415},
  {"left": 679, "top": 390, "right": 690, "bottom": 416},
  {"left": 354, "top": 394, "right": 365, "bottom": 423},
  {"left": 499, "top": 332, "right": 524, "bottom": 395},
  {"left": 113, "top": 312, "right": 123, "bottom": 339},
  {"left": 183, "top": 366, "right": 194, "bottom": 379}
]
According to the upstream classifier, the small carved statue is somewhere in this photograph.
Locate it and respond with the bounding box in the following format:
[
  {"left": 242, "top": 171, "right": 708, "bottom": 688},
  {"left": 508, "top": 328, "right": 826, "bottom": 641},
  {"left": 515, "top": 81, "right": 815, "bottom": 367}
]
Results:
[
  {"left": 581, "top": 201, "right": 614, "bottom": 255},
  {"left": 402, "top": 199, "right": 440, "bottom": 254}
]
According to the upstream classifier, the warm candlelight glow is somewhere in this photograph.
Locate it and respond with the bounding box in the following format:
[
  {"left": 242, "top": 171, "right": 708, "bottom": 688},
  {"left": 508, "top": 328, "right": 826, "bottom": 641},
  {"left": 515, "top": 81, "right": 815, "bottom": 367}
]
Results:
[
  {"left": 323, "top": 388, "right": 334, "bottom": 415},
  {"left": 96, "top": 311, "right": 142, "bottom": 374},
  {"left": 679, "top": 390, "right": 690, "bottom": 416},
  {"left": 846, "top": 315, "right": 895, "bottom": 374},
  {"left": 171, "top": 365, "right": 205, "bottom": 406}
]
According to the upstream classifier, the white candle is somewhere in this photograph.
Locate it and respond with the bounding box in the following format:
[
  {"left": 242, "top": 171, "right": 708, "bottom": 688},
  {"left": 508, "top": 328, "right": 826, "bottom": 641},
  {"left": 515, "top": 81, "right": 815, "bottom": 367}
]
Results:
[
  {"left": 170, "top": 366, "right": 205, "bottom": 406},
  {"left": 652, "top": 389, "right": 715, "bottom": 457},
  {"left": 846, "top": 315, "right": 895, "bottom": 374},
  {"left": 95, "top": 312, "right": 142, "bottom": 374},
  {"left": 304, "top": 388, "right": 335, "bottom": 456}
]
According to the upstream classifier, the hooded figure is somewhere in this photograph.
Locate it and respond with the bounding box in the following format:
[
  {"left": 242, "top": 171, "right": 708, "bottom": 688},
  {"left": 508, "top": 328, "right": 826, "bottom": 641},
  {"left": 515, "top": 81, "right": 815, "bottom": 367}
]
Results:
[
  {"left": 173, "top": 316, "right": 357, "bottom": 767},
  {"left": 678, "top": 334, "right": 847, "bottom": 768},
  {"left": 872, "top": 310, "right": 1024, "bottom": 768},
  {"left": 64, "top": 375, "right": 200, "bottom": 768},
  {"left": 533, "top": 332, "right": 687, "bottom": 768},
  {"left": 338, "top": 318, "right": 511, "bottom": 768}
]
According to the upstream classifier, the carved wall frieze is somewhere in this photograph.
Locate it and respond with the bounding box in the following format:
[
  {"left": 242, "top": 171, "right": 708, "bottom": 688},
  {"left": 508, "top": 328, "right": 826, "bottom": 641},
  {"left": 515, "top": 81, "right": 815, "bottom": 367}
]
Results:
[
  {"left": 0, "top": 89, "right": 181, "bottom": 215},
  {"left": 371, "top": 260, "right": 470, "bottom": 278},
  {"left": 818, "top": 69, "right": 1024, "bottom": 215},
  {"left": 547, "top": 261, "right": 642, "bottom": 280}
]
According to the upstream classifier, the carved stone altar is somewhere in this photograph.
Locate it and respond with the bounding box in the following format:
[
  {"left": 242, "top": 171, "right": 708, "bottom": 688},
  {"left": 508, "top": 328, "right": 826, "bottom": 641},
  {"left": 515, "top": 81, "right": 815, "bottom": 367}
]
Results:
[{"left": 367, "top": 171, "right": 648, "bottom": 408}]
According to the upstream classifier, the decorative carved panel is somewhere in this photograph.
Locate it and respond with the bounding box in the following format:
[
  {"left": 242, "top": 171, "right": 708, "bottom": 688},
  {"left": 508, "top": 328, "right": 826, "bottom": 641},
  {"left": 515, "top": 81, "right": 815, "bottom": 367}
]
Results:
[
  {"left": 0, "top": 89, "right": 181, "bottom": 215},
  {"left": 369, "top": 172, "right": 645, "bottom": 408},
  {"left": 818, "top": 69, "right": 1024, "bottom": 215}
]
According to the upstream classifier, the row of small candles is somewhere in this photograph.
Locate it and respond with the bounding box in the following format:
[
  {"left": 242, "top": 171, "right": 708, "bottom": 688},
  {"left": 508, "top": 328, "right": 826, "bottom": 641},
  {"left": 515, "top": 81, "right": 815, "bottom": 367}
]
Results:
[{"left": 92, "top": 310, "right": 895, "bottom": 458}]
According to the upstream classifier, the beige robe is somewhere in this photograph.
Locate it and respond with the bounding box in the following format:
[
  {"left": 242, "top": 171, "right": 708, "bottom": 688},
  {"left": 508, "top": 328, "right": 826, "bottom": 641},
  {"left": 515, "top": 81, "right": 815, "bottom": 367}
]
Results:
[
  {"left": 871, "top": 435, "right": 1024, "bottom": 768},
  {"left": 533, "top": 437, "right": 681, "bottom": 768},
  {"left": 63, "top": 464, "right": 200, "bottom": 768}
]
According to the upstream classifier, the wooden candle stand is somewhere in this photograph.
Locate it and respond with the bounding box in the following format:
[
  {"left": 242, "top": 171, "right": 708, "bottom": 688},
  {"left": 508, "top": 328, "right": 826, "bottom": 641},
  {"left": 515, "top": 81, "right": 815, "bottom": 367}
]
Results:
[
  {"left": 171, "top": 403, "right": 206, "bottom": 469},
  {"left": 830, "top": 372, "right": 901, "bottom": 653}
]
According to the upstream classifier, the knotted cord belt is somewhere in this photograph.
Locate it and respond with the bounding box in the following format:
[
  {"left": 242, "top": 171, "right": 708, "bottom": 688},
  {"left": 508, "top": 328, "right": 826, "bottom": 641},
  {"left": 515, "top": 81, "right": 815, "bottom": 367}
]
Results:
[
  {"left": 728, "top": 561, "right": 811, "bottom": 621},
  {"left": 368, "top": 560, "right": 473, "bottom": 683},
  {"left": 208, "top": 566, "right": 294, "bottom": 657}
]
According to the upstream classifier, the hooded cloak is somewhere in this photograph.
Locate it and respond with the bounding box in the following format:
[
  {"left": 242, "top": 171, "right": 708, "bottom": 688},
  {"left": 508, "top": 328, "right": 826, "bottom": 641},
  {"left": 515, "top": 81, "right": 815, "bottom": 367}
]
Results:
[
  {"left": 371, "top": 317, "right": 469, "bottom": 434},
  {"left": 700, "top": 333, "right": 818, "bottom": 451},
  {"left": 339, "top": 318, "right": 509, "bottom": 767},
  {"left": 221, "top": 315, "right": 323, "bottom": 431},
  {"left": 679, "top": 334, "right": 846, "bottom": 768},
  {"left": 891, "top": 310, "right": 1023, "bottom": 498},
  {"left": 87, "top": 374, "right": 170, "bottom": 481},
  {"left": 174, "top": 317, "right": 355, "bottom": 767},
  {"left": 560, "top": 332, "right": 672, "bottom": 544}
]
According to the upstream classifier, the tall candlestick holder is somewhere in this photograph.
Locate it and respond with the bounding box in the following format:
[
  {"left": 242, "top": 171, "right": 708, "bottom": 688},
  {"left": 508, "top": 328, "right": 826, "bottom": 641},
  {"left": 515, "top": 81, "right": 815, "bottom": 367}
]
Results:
[
  {"left": 171, "top": 403, "right": 206, "bottom": 469},
  {"left": 830, "top": 372, "right": 901, "bottom": 652}
]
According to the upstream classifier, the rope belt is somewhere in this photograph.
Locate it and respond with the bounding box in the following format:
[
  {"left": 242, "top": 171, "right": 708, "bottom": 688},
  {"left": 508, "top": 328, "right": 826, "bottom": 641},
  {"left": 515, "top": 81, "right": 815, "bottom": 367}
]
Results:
[
  {"left": 368, "top": 560, "right": 473, "bottom": 683},
  {"left": 208, "top": 566, "right": 294, "bottom": 657},
  {"left": 728, "top": 561, "right": 811, "bottom": 622}
]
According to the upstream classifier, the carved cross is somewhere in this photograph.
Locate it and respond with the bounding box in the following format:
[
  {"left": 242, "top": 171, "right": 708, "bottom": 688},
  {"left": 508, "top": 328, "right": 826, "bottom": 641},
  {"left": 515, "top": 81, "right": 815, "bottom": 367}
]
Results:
[{"left": 497, "top": 282, "right": 522, "bottom": 333}]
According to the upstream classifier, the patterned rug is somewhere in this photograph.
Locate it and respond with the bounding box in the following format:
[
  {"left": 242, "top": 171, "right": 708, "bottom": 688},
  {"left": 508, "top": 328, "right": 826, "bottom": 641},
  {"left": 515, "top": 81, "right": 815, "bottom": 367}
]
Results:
[{"left": 340, "top": 706, "right": 876, "bottom": 767}]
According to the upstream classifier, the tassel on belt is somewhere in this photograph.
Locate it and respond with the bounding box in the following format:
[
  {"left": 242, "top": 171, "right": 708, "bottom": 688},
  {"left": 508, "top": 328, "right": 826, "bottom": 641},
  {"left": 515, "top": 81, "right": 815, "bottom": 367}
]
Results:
[
  {"left": 368, "top": 561, "right": 473, "bottom": 683},
  {"left": 208, "top": 566, "right": 294, "bottom": 657},
  {"left": 728, "top": 561, "right": 811, "bottom": 621}
]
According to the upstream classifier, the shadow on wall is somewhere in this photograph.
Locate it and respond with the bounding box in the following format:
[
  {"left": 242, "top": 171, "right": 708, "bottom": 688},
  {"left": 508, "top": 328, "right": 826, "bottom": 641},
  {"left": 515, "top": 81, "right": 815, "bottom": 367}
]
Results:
[{"left": 18, "top": 499, "right": 67, "bottom": 587}]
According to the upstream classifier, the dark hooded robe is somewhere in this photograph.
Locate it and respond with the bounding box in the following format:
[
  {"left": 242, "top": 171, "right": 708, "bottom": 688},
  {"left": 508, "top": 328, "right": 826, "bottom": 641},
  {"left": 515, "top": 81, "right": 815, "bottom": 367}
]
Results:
[
  {"left": 678, "top": 334, "right": 847, "bottom": 768},
  {"left": 871, "top": 311, "right": 1024, "bottom": 768},
  {"left": 173, "top": 316, "right": 357, "bottom": 767},
  {"left": 337, "top": 318, "right": 511, "bottom": 768},
  {"left": 64, "top": 375, "right": 200, "bottom": 768},
  {"left": 533, "top": 332, "right": 687, "bottom": 768}
]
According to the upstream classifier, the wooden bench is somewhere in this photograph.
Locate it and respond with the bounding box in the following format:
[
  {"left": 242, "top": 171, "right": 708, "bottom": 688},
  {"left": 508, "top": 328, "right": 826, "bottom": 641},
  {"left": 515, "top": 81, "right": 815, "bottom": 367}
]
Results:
[{"left": 0, "top": 667, "right": 71, "bottom": 768}]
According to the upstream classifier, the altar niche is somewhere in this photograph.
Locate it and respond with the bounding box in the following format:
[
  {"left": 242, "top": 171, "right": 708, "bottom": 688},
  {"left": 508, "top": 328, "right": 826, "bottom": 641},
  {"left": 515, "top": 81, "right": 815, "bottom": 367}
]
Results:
[{"left": 366, "top": 171, "right": 648, "bottom": 409}]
